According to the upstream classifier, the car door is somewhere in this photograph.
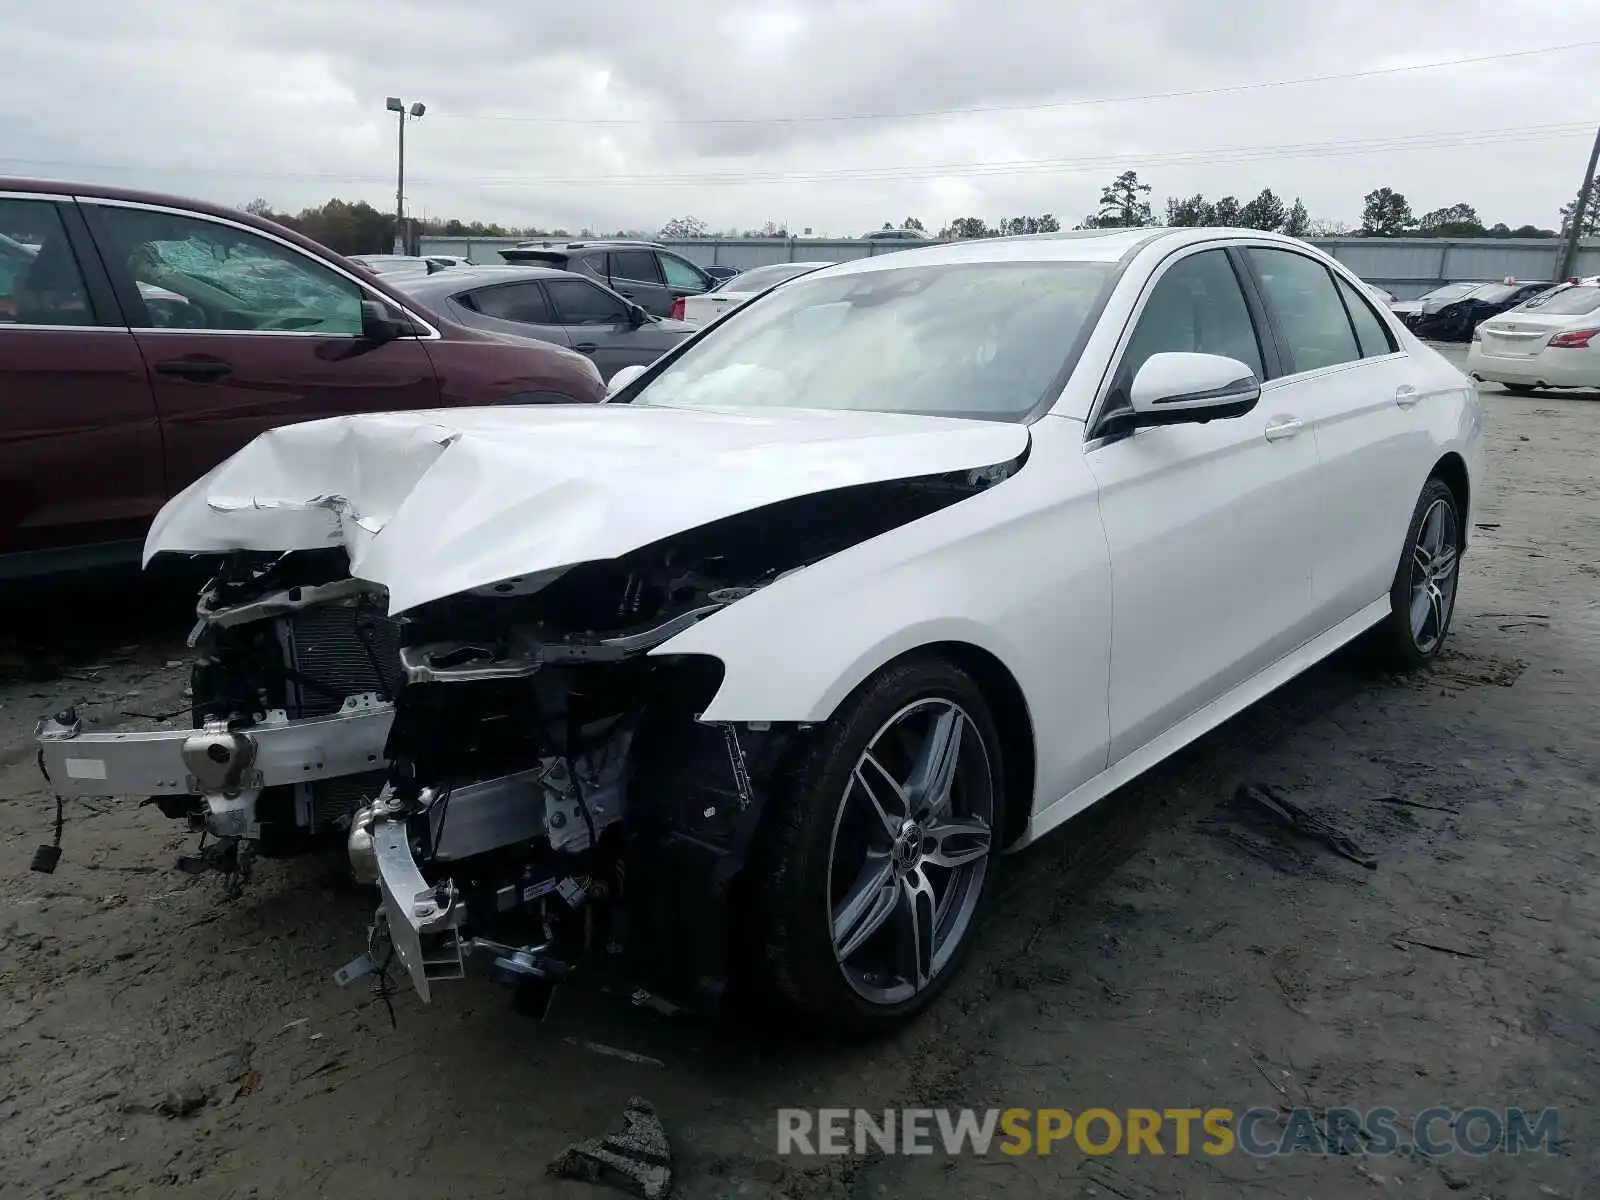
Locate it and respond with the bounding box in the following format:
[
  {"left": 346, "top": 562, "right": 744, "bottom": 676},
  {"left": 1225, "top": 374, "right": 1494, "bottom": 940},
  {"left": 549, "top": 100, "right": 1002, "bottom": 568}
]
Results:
[
  {"left": 80, "top": 201, "right": 440, "bottom": 494},
  {"left": 1083, "top": 245, "right": 1322, "bottom": 763},
  {"left": 0, "top": 194, "right": 165, "bottom": 564},
  {"left": 459, "top": 279, "right": 574, "bottom": 349},
  {"left": 1241, "top": 247, "right": 1437, "bottom": 628},
  {"left": 605, "top": 249, "right": 671, "bottom": 316},
  {"left": 542, "top": 276, "right": 657, "bottom": 380}
]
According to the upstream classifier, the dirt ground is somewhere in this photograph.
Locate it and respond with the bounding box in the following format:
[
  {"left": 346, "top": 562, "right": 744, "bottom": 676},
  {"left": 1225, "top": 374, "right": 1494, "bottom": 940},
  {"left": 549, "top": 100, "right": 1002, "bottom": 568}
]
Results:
[{"left": 2, "top": 352, "right": 1597, "bottom": 1199}]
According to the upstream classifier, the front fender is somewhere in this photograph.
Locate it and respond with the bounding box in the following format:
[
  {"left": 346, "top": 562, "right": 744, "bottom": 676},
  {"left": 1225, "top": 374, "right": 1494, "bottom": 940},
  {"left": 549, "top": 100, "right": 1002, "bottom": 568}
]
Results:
[{"left": 653, "top": 416, "right": 1114, "bottom": 811}]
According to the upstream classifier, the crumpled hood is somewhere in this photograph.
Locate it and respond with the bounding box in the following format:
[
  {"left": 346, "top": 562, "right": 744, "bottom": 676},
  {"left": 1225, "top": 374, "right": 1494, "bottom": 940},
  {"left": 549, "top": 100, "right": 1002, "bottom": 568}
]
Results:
[{"left": 144, "top": 403, "right": 1030, "bottom": 614}]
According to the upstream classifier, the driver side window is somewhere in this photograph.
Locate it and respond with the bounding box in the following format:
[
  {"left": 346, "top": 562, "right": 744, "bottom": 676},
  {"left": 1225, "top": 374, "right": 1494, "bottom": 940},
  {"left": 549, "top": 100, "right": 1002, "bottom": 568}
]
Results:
[
  {"left": 1122, "top": 249, "right": 1265, "bottom": 384},
  {"left": 659, "top": 252, "right": 708, "bottom": 293},
  {"left": 87, "top": 206, "right": 364, "bottom": 335}
]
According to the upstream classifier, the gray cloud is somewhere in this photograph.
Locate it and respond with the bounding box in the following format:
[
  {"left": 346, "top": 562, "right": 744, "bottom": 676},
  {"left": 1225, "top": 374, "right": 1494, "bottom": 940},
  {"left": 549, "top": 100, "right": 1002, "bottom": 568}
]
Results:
[{"left": 2, "top": 0, "right": 1596, "bottom": 235}]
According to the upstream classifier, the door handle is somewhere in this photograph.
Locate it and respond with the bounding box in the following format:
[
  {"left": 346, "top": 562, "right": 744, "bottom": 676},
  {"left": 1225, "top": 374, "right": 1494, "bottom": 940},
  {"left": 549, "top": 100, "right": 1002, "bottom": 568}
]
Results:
[
  {"left": 154, "top": 355, "right": 232, "bottom": 381},
  {"left": 573, "top": 343, "right": 598, "bottom": 353},
  {"left": 1394, "top": 384, "right": 1421, "bottom": 408},
  {"left": 1263, "top": 416, "right": 1303, "bottom": 442}
]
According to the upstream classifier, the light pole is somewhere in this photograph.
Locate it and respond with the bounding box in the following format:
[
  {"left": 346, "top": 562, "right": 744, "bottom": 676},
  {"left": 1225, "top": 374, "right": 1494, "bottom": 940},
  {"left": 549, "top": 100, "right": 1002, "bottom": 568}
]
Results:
[{"left": 386, "top": 97, "right": 426, "bottom": 254}]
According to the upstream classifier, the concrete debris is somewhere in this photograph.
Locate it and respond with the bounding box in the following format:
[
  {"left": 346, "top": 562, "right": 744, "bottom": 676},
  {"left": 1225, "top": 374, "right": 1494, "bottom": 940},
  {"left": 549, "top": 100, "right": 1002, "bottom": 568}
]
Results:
[
  {"left": 155, "top": 1084, "right": 209, "bottom": 1119},
  {"left": 548, "top": 1096, "right": 673, "bottom": 1200}
]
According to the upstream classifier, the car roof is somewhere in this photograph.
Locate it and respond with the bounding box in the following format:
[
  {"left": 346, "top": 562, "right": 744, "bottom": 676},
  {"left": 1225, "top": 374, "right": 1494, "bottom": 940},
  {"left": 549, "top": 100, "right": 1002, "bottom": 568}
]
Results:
[
  {"left": 389, "top": 264, "right": 571, "bottom": 297},
  {"left": 0, "top": 176, "right": 352, "bottom": 261},
  {"left": 513, "top": 239, "right": 664, "bottom": 252},
  {"left": 809, "top": 226, "right": 1296, "bottom": 277},
  {"left": 721, "top": 261, "right": 834, "bottom": 288}
]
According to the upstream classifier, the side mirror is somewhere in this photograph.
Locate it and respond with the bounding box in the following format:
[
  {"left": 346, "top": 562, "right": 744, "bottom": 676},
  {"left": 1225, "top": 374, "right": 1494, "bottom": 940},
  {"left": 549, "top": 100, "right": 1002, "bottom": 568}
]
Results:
[
  {"left": 1127, "top": 352, "right": 1260, "bottom": 427},
  {"left": 360, "top": 299, "right": 411, "bottom": 344},
  {"left": 606, "top": 363, "right": 648, "bottom": 396},
  {"left": 626, "top": 302, "right": 648, "bottom": 328}
]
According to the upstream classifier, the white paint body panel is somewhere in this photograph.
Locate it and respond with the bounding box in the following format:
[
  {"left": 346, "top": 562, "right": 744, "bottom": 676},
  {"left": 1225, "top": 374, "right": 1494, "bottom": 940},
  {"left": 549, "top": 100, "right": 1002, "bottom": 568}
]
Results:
[
  {"left": 141, "top": 227, "right": 1485, "bottom": 851},
  {"left": 142, "top": 404, "right": 1028, "bottom": 616},
  {"left": 658, "top": 416, "right": 1115, "bottom": 806},
  {"left": 679, "top": 291, "right": 748, "bottom": 326}
]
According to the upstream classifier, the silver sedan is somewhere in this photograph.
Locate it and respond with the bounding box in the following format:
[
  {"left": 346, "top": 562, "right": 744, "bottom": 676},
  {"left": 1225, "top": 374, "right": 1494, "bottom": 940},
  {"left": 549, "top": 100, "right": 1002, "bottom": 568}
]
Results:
[{"left": 392, "top": 265, "right": 695, "bottom": 381}]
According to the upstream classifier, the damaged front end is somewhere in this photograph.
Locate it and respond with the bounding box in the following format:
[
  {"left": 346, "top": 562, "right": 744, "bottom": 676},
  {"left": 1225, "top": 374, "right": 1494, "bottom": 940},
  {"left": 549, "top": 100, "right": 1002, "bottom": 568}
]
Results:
[
  {"left": 36, "top": 547, "right": 402, "bottom": 887},
  {"left": 36, "top": 461, "right": 1016, "bottom": 1017}
]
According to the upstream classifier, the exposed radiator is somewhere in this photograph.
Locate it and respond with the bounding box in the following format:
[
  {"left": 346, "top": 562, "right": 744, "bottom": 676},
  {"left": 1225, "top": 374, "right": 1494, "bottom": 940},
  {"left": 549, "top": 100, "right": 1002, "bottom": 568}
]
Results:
[
  {"left": 279, "top": 602, "right": 404, "bottom": 831},
  {"left": 281, "top": 604, "right": 404, "bottom": 718}
]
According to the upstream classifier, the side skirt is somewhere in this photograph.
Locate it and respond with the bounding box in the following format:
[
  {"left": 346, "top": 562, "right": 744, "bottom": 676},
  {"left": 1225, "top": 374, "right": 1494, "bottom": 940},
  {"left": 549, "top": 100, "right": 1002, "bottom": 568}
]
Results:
[{"left": 1018, "top": 597, "right": 1390, "bottom": 847}]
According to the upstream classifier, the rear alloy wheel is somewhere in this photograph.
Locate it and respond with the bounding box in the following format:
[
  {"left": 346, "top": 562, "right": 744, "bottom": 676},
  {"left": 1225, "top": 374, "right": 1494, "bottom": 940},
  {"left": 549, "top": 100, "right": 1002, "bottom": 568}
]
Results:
[
  {"left": 750, "top": 658, "right": 1005, "bottom": 1030},
  {"left": 1372, "top": 476, "right": 1462, "bottom": 670}
]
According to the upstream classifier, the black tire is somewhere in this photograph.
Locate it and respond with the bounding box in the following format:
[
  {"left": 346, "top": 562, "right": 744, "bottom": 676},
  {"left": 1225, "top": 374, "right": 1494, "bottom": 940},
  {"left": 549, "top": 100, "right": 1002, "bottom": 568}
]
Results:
[
  {"left": 1370, "top": 476, "right": 1462, "bottom": 671},
  {"left": 748, "top": 655, "right": 1006, "bottom": 1033}
]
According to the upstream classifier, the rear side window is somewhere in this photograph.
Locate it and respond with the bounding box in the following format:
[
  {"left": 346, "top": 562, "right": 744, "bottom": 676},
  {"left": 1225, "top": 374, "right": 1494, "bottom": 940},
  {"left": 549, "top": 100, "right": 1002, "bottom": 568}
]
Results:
[
  {"left": 609, "top": 250, "right": 660, "bottom": 283},
  {"left": 1246, "top": 248, "right": 1359, "bottom": 373},
  {"left": 1522, "top": 285, "right": 1600, "bottom": 315},
  {"left": 469, "top": 282, "right": 554, "bottom": 324},
  {"left": 1121, "top": 248, "right": 1265, "bottom": 384},
  {"left": 1333, "top": 275, "right": 1396, "bottom": 358},
  {"left": 0, "top": 199, "right": 96, "bottom": 326}
]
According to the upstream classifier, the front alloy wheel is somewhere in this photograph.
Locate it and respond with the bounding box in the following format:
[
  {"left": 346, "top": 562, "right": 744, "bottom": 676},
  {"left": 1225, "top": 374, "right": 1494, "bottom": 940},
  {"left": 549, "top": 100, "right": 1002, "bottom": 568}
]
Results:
[
  {"left": 749, "top": 658, "right": 1006, "bottom": 1030},
  {"left": 827, "top": 698, "right": 995, "bottom": 1007}
]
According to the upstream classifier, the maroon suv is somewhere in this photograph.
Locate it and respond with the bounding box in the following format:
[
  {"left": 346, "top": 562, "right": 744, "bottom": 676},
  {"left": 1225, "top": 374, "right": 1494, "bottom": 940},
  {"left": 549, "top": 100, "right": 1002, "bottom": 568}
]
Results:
[{"left": 0, "top": 179, "right": 605, "bottom": 578}]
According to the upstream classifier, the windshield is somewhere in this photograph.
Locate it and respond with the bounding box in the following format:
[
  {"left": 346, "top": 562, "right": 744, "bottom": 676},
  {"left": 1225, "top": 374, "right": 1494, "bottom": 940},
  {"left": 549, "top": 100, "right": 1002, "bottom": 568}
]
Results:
[
  {"left": 634, "top": 261, "right": 1114, "bottom": 422},
  {"left": 1518, "top": 284, "right": 1600, "bottom": 316},
  {"left": 1419, "top": 283, "right": 1480, "bottom": 304},
  {"left": 1469, "top": 283, "right": 1517, "bottom": 304},
  {"left": 730, "top": 262, "right": 827, "bottom": 292}
]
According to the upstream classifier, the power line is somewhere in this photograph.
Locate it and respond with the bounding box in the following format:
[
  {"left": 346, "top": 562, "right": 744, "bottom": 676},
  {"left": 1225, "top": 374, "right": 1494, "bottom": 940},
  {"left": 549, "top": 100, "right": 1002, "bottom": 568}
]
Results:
[
  {"left": 463, "top": 123, "right": 1599, "bottom": 187},
  {"left": 3, "top": 120, "right": 1590, "bottom": 189},
  {"left": 427, "top": 39, "right": 1600, "bottom": 127}
]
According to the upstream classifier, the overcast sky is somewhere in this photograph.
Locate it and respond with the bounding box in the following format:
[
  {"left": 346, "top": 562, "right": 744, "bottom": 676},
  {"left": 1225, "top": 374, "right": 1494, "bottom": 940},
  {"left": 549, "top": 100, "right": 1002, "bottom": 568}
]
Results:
[{"left": 3, "top": 0, "right": 1598, "bottom": 235}]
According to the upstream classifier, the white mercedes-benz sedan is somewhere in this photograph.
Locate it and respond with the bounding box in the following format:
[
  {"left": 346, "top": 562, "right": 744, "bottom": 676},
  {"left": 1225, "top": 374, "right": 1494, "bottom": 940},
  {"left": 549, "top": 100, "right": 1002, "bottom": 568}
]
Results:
[{"left": 38, "top": 227, "right": 1483, "bottom": 1032}]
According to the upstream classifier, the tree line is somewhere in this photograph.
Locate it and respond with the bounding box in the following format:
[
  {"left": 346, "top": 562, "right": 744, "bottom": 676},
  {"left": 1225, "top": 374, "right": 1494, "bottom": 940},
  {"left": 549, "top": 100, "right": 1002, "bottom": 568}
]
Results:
[
  {"left": 890, "top": 169, "right": 1599, "bottom": 241},
  {"left": 243, "top": 165, "right": 1598, "bottom": 255}
]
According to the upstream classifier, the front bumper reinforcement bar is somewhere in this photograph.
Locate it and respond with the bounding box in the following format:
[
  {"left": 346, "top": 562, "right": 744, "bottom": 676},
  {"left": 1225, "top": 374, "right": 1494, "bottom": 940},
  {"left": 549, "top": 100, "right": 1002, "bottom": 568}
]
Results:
[{"left": 35, "top": 694, "right": 395, "bottom": 800}]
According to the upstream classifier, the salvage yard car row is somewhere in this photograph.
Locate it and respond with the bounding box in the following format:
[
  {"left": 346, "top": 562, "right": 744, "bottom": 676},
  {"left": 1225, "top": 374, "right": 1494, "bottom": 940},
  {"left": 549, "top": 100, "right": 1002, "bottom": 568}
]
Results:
[{"left": 28, "top": 206, "right": 1487, "bottom": 1032}]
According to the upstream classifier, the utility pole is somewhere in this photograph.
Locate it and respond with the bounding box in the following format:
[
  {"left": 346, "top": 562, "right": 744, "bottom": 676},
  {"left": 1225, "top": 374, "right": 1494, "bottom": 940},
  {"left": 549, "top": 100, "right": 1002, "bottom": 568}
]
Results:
[
  {"left": 1557, "top": 122, "right": 1600, "bottom": 281},
  {"left": 386, "top": 97, "right": 426, "bottom": 254}
]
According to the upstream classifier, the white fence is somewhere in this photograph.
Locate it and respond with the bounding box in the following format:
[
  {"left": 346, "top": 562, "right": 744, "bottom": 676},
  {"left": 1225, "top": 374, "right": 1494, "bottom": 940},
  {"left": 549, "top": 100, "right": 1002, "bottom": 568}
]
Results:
[{"left": 420, "top": 233, "right": 1600, "bottom": 300}]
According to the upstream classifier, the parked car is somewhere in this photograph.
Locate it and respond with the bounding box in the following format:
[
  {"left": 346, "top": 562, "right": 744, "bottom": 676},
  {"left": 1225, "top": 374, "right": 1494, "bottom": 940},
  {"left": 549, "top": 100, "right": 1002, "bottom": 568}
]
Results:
[
  {"left": 703, "top": 265, "right": 742, "bottom": 286},
  {"left": 348, "top": 254, "right": 472, "bottom": 278},
  {"left": 37, "top": 226, "right": 1481, "bottom": 1033},
  {"left": 862, "top": 227, "right": 934, "bottom": 241},
  {"left": 391, "top": 265, "right": 695, "bottom": 381},
  {"left": 1466, "top": 281, "right": 1600, "bottom": 392},
  {"left": 676, "top": 260, "right": 832, "bottom": 325},
  {"left": 1389, "top": 282, "right": 1483, "bottom": 325},
  {"left": 0, "top": 179, "right": 605, "bottom": 576},
  {"left": 1362, "top": 281, "right": 1398, "bottom": 309},
  {"left": 1395, "top": 279, "right": 1553, "bottom": 341},
  {"left": 497, "top": 239, "right": 716, "bottom": 318}
]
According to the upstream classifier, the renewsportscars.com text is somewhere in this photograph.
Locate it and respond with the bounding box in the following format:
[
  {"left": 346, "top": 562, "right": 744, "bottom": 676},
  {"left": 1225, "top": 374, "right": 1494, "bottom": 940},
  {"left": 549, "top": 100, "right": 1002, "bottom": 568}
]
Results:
[{"left": 776, "top": 1106, "right": 1561, "bottom": 1158}]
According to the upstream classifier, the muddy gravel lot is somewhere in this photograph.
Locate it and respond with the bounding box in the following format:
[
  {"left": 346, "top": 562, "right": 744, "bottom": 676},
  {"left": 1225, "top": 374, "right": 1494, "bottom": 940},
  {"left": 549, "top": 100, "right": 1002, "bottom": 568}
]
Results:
[{"left": 3, "top": 357, "right": 1597, "bottom": 1199}]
